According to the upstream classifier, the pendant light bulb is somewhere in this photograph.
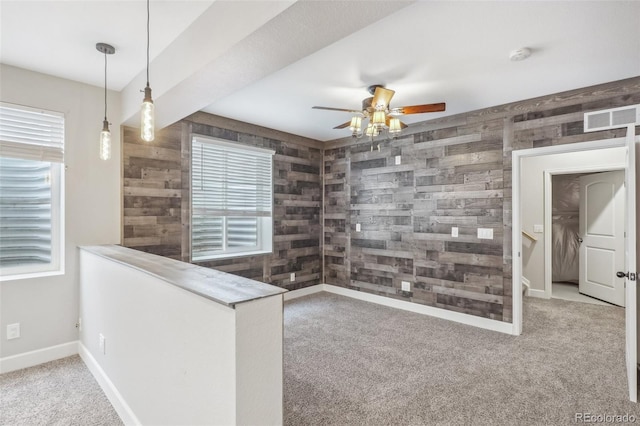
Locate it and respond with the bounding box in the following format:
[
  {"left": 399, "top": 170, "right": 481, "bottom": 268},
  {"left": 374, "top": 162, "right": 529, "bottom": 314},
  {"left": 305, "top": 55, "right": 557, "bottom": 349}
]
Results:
[
  {"left": 140, "top": 0, "right": 155, "bottom": 142},
  {"left": 141, "top": 85, "right": 154, "bottom": 142},
  {"left": 100, "top": 119, "right": 111, "bottom": 161}
]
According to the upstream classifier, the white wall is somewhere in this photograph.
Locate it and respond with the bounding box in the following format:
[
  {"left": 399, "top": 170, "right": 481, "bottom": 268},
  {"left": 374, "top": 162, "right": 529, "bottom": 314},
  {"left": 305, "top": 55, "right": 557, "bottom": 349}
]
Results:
[
  {"left": 0, "top": 65, "right": 121, "bottom": 361},
  {"left": 521, "top": 147, "right": 626, "bottom": 292},
  {"left": 79, "top": 250, "right": 284, "bottom": 425}
]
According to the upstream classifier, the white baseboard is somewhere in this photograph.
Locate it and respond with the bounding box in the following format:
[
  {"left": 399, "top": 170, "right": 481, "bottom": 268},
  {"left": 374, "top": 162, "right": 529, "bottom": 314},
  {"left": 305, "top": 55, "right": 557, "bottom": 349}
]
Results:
[
  {"left": 322, "top": 284, "right": 515, "bottom": 335},
  {"left": 527, "top": 288, "right": 548, "bottom": 299},
  {"left": 0, "top": 341, "right": 78, "bottom": 374},
  {"left": 283, "top": 284, "right": 324, "bottom": 301},
  {"left": 79, "top": 343, "right": 139, "bottom": 426}
]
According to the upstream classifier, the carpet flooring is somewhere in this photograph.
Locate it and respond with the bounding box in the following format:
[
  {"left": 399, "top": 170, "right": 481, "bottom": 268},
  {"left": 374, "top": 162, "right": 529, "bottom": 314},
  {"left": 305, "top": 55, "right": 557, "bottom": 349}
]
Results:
[
  {"left": 0, "top": 355, "right": 122, "bottom": 426},
  {"left": 2, "top": 294, "right": 638, "bottom": 425},
  {"left": 284, "top": 293, "right": 640, "bottom": 425}
]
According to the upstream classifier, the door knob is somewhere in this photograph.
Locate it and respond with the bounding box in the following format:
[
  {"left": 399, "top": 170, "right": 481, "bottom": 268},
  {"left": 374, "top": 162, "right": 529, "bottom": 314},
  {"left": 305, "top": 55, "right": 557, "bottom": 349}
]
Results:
[
  {"left": 617, "top": 271, "right": 629, "bottom": 278},
  {"left": 578, "top": 237, "right": 583, "bottom": 243}
]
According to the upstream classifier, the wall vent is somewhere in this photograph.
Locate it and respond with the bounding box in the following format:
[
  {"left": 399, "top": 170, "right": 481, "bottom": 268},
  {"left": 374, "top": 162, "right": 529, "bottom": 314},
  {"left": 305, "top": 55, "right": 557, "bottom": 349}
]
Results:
[{"left": 584, "top": 104, "right": 640, "bottom": 132}]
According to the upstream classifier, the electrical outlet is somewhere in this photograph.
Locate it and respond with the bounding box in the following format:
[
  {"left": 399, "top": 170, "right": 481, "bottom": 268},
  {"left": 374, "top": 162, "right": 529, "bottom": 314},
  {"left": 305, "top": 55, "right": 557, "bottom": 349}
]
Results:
[
  {"left": 99, "top": 333, "right": 106, "bottom": 355},
  {"left": 7, "top": 323, "right": 20, "bottom": 340},
  {"left": 356, "top": 223, "right": 361, "bottom": 232},
  {"left": 395, "top": 155, "right": 401, "bottom": 165},
  {"left": 401, "top": 281, "right": 411, "bottom": 292},
  {"left": 451, "top": 227, "right": 459, "bottom": 237},
  {"left": 290, "top": 272, "right": 296, "bottom": 282},
  {"left": 533, "top": 224, "right": 544, "bottom": 233}
]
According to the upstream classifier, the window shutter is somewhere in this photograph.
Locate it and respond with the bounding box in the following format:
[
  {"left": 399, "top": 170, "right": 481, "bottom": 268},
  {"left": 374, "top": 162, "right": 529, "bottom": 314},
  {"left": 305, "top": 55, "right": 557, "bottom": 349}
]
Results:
[
  {"left": 191, "top": 137, "right": 273, "bottom": 259},
  {"left": 0, "top": 102, "right": 65, "bottom": 163}
]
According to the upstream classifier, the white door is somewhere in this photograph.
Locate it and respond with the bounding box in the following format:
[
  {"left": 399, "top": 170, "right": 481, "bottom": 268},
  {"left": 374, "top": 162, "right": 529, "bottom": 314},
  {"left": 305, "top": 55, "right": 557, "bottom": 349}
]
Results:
[
  {"left": 578, "top": 170, "right": 625, "bottom": 306},
  {"left": 623, "top": 124, "right": 637, "bottom": 403}
]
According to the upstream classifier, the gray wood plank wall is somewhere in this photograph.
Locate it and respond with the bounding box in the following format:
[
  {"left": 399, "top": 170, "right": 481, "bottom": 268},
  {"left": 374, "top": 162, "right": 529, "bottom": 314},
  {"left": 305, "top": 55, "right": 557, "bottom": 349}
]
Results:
[
  {"left": 123, "top": 76, "right": 640, "bottom": 322},
  {"left": 323, "top": 76, "right": 640, "bottom": 322},
  {"left": 123, "top": 113, "right": 323, "bottom": 290}
]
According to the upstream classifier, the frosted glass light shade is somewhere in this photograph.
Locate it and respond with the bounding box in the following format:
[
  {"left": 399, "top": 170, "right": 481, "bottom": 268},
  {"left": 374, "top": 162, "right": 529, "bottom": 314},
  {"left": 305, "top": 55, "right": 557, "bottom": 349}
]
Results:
[
  {"left": 349, "top": 116, "right": 362, "bottom": 132},
  {"left": 389, "top": 118, "right": 402, "bottom": 134},
  {"left": 365, "top": 123, "right": 379, "bottom": 137},
  {"left": 372, "top": 110, "right": 386, "bottom": 126},
  {"left": 100, "top": 120, "right": 111, "bottom": 160},
  {"left": 141, "top": 85, "right": 155, "bottom": 142}
]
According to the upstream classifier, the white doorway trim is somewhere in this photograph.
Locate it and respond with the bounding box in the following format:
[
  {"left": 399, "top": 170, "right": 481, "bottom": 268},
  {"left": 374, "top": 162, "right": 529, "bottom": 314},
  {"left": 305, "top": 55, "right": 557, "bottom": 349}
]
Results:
[
  {"left": 511, "top": 137, "right": 626, "bottom": 335},
  {"left": 543, "top": 166, "right": 625, "bottom": 299}
]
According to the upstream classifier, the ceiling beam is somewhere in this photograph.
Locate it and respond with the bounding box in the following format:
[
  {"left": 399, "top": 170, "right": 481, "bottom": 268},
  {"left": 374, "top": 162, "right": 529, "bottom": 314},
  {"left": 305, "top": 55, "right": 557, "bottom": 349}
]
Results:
[{"left": 121, "top": 0, "right": 415, "bottom": 131}]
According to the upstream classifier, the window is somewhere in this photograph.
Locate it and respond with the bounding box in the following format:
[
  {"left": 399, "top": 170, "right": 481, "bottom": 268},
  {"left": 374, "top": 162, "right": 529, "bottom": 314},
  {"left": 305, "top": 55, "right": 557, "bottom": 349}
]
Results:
[
  {"left": 0, "top": 102, "right": 64, "bottom": 279},
  {"left": 191, "top": 136, "right": 274, "bottom": 261}
]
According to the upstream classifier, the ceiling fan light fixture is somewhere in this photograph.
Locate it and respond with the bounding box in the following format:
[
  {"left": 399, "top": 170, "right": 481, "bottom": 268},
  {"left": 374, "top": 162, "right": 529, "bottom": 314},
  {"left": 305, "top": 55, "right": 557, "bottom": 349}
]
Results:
[
  {"left": 349, "top": 115, "right": 362, "bottom": 132},
  {"left": 388, "top": 117, "right": 402, "bottom": 134},
  {"left": 372, "top": 110, "right": 386, "bottom": 127},
  {"left": 365, "top": 123, "right": 379, "bottom": 137}
]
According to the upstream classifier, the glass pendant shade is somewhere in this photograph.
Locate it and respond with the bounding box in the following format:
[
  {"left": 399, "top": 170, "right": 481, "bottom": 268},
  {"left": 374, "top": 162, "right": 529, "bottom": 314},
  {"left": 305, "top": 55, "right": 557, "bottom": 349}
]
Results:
[
  {"left": 349, "top": 116, "right": 362, "bottom": 132},
  {"left": 365, "top": 123, "right": 379, "bottom": 137},
  {"left": 100, "top": 120, "right": 111, "bottom": 160},
  {"left": 372, "top": 110, "right": 386, "bottom": 127},
  {"left": 388, "top": 117, "right": 402, "bottom": 134},
  {"left": 141, "top": 86, "right": 155, "bottom": 142}
]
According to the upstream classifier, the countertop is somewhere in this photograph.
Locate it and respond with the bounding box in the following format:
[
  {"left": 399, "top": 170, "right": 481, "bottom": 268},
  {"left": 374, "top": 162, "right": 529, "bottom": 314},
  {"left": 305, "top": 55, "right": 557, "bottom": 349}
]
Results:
[{"left": 80, "top": 245, "right": 287, "bottom": 308}]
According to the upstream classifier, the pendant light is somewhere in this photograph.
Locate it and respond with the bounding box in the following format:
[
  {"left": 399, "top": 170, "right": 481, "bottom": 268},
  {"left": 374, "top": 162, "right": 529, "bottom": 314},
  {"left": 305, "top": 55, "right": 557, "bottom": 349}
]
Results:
[
  {"left": 140, "top": 0, "right": 155, "bottom": 142},
  {"left": 96, "top": 42, "right": 115, "bottom": 161}
]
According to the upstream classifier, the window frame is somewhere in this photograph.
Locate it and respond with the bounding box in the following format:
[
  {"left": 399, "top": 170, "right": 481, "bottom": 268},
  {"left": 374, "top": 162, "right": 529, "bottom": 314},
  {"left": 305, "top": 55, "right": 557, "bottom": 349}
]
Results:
[
  {"left": 0, "top": 102, "right": 65, "bottom": 280},
  {"left": 189, "top": 135, "right": 274, "bottom": 262}
]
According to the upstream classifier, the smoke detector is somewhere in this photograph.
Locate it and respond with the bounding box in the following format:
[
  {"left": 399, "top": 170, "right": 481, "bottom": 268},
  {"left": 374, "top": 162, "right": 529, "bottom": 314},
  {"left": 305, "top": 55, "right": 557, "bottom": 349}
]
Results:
[{"left": 509, "top": 47, "right": 531, "bottom": 62}]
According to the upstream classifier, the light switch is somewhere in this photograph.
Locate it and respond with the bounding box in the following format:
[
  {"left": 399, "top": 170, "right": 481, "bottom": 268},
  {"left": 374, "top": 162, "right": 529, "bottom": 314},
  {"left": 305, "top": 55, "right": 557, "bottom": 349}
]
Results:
[
  {"left": 478, "top": 228, "right": 494, "bottom": 240},
  {"left": 356, "top": 223, "right": 361, "bottom": 232},
  {"left": 451, "top": 227, "right": 459, "bottom": 237},
  {"left": 533, "top": 224, "right": 544, "bottom": 233},
  {"left": 395, "top": 155, "right": 401, "bottom": 165}
]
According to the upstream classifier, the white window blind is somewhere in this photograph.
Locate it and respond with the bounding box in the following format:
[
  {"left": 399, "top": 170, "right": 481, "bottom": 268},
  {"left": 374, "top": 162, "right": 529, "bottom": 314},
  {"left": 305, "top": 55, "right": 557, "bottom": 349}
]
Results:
[
  {"left": 0, "top": 102, "right": 65, "bottom": 163},
  {"left": 0, "top": 102, "right": 64, "bottom": 277},
  {"left": 191, "top": 136, "right": 274, "bottom": 261}
]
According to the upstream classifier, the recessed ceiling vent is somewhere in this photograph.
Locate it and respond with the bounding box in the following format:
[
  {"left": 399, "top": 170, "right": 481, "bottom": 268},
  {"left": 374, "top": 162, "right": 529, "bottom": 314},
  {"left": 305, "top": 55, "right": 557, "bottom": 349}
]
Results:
[{"left": 584, "top": 104, "right": 640, "bottom": 132}]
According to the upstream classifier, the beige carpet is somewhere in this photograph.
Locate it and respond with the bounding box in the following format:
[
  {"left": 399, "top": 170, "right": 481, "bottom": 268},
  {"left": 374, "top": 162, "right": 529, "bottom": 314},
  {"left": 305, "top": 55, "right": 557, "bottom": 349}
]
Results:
[
  {"left": 0, "top": 355, "right": 122, "bottom": 426},
  {"left": 2, "top": 294, "right": 638, "bottom": 425},
  {"left": 284, "top": 293, "right": 640, "bottom": 425}
]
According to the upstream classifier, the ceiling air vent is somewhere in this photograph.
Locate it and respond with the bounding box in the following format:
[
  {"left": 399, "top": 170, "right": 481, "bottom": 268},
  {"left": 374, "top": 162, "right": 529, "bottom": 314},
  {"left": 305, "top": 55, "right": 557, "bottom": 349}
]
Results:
[{"left": 584, "top": 104, "right": 640, "bottom": 132}]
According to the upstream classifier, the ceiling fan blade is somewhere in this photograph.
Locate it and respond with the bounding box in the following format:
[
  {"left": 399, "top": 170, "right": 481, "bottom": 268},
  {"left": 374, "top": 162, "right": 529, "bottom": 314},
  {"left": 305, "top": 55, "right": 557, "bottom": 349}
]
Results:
[
  {"left": 393, "top": 102, "right": 446, "bottom": 115},
  {"left": 372, "top": 87, "right": 395, "bottom": 109},
  {"left": 333, "top": 121, "right": 352, "bottom": 129},
  {"left": 312, "top": 106, "right": 361, "bottom": 113}
]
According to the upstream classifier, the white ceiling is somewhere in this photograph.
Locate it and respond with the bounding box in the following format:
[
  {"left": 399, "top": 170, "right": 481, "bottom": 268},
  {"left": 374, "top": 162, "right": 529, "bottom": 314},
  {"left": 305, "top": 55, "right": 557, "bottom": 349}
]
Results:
[{"left": 1, "top": 1, "right": 639, "bottom": 142}]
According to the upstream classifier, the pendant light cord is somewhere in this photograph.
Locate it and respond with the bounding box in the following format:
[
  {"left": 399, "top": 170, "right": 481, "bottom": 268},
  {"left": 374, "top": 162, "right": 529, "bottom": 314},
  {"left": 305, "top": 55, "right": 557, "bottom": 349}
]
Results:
[
  {"left": 104, "top": 51, "right": 108, "bottom": 121},
  {"left": 146, "top": 0, "right": 150, "bottom": 86}
]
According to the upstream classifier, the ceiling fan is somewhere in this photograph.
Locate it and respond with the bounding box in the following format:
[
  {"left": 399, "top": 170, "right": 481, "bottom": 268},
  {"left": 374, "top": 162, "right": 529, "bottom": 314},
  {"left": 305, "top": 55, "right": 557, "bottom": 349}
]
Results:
[{"left": 312, "top": 84, "right": 445, "bottom": 139}]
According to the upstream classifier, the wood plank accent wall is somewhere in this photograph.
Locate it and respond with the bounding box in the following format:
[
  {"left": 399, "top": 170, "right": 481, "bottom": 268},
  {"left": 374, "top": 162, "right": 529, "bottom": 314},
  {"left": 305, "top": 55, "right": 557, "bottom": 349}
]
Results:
[
  {"left": 123, "top": 113, "right": 323, "bottom": 290},
  {"left": 323, "top": 76, "right": 640, "bottom": 322}
]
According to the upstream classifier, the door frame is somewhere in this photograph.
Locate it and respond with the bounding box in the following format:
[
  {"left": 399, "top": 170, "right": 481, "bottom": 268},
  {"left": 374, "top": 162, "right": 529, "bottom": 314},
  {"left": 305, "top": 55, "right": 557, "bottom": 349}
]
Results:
[
  {"left": 543, "top": 167, "right": 625, "bottom": 299},
  {"left": 512, "top": 137, "right": 628, "bottom": 335}
]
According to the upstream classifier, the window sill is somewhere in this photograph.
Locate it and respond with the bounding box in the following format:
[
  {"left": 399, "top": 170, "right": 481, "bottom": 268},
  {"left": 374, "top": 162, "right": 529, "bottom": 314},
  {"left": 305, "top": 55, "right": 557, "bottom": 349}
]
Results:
[
  {"left": 0, "top": 268, "right": 65, "bottom": 283},
  {"left": 192, "top": 249, "right": 272, "bottom": 263}
]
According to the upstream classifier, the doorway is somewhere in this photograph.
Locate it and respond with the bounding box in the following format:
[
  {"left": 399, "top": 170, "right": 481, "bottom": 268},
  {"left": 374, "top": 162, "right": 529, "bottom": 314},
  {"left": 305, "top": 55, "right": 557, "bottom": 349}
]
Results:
[
  {"left": 546, "top": 170, "right": 625, "bottom": 307},
  {"left": 511, "top": 128, "right": 638, "bottom": 403}
]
